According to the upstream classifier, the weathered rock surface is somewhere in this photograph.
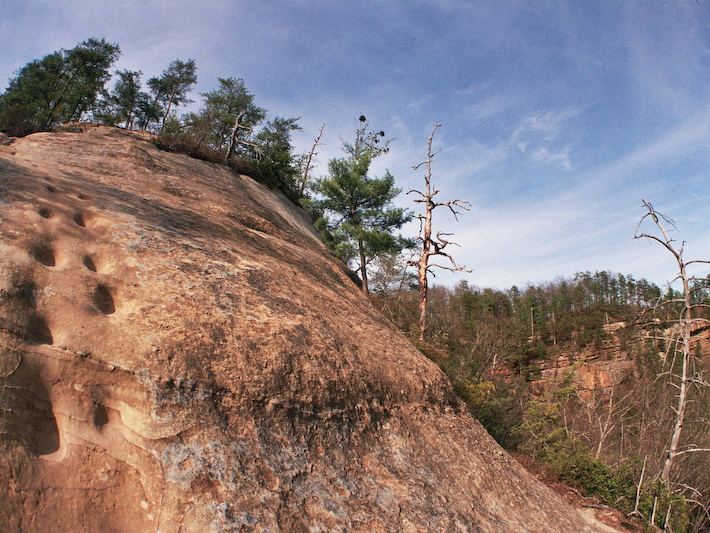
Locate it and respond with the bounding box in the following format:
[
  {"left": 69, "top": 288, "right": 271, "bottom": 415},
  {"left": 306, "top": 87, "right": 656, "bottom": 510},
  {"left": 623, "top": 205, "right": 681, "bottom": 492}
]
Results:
[{"left": 0, "top": 125, "right": 617, "bottom": 531}]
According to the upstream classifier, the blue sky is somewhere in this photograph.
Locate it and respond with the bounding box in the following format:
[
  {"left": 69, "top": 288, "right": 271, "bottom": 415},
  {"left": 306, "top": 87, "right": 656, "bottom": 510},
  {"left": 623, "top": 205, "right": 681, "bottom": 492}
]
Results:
[{"left": 2, "top": 0, "right": 710, "bottom": 290}]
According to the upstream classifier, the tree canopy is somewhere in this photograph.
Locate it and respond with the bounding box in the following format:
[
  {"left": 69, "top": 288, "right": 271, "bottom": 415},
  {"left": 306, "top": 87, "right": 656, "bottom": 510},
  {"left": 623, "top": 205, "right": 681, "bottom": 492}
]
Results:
[
  {"left": 147, "top": 59, "right": 198, "bottom": 130},
  {"left": 0, "top": 39, "right": 306, "bottom": 202},
  {"left": 95, "top": 70, "right": 160, "bottom": 130},
  {"left": 199, "top": 77, "right": 266, "bottom": 152},
  {"left": 0, "top": 38, "right": 120, "bottom": 135}
]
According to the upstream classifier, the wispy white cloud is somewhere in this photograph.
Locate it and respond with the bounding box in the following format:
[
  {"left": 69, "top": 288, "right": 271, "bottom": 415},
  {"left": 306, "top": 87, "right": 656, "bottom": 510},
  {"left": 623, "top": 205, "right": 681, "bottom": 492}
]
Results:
[
  {"left": 509, "top": 107, "right": 580, "bottom": 170},
  {"left": 567, "top": 105, "right": 710, "bottom": 201},
  {"left": 530, "top": 146, "right": 572, "bottom": 170},
  {"left": 454, "top": 84, "right": 525, "bottom": 123},
  {"left": 453, "top": 106, "right": 710, "bottom": 289},
  {"left": 513, "top": 108, "right": 580, "bottom": 139},
  {"left": 406, "top": 95, "right": 435, "bottom": 114}
]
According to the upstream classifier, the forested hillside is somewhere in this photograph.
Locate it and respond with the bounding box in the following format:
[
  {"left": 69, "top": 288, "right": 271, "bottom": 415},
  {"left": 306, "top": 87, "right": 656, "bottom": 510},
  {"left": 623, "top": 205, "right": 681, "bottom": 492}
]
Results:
[{"left": 373, "top": 270, "right": 710, "bottom": 532}]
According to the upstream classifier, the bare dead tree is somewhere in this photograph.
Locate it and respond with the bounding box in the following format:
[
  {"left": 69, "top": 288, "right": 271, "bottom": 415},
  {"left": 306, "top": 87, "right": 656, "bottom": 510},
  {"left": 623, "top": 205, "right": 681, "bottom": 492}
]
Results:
[
  {"left": 297, "top": 124, "right": 325, "bottom": 196},
  {"left": 574, "top": 383, "right": 635, "bottom": 459},
  {"left": 630, "top": 456, "right": 648, "bottom": 520},
  {"left": 634, "top": 199, "right": 710, "bottom": 482},
  {"left": 225, "top": 111, "right": 261, "bottom": 164},
  {"left": 408, "top": 124, "right": 471, "bottom": 343}
]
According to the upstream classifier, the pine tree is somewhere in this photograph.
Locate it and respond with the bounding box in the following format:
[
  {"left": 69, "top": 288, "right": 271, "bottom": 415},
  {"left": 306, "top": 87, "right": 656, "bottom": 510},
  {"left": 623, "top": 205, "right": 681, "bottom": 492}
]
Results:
[
  {"left": 253, "top": 116, "right": 302, "bottom": 200},
  {"left": 312, "top": 116, "right": 412, "bottom": 294},
  {"left": 147, "top": 59, "right": 197, "bottom": 130},
  {"left": 96, "top": 70, "right": 157, "bottom": 129},
  {"left": 0, "top": 38, "right": 120, "bottom": 135},
  {"left": 199, "top": 77, "right": 265, "bottom": 157}
]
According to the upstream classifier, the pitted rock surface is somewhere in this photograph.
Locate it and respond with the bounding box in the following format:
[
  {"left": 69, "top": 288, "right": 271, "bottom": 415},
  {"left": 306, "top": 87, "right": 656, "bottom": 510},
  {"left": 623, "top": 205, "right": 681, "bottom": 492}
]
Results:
[{"left": 0, "top": 125, "right": 616, "bottom": 532}]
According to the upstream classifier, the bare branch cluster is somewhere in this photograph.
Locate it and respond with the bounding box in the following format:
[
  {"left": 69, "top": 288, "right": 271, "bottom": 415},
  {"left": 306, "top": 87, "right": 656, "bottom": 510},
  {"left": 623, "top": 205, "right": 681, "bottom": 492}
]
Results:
[
  {"left": 297, "top": 123, "right": 325, "bottom": 195},
  {"left": 634, "top": 199, "right": 710, "bottom": 483},
  {"left": 409, "top": 123, "right": 471, "bottom": 342},
  {"left": 225, "top": 110, "right": 261, "bottom": 163}
]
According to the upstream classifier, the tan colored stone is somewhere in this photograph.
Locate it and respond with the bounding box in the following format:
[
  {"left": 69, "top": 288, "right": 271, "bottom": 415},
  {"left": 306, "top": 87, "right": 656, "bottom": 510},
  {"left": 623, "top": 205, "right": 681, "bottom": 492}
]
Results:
[{"left": 0, "top": 124, "right": 619, "bottom": 531}]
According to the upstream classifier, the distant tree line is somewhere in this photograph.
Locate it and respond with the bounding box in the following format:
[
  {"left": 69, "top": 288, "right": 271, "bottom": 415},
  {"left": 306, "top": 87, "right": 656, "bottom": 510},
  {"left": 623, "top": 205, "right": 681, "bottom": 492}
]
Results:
[
  {"left": 375, "top": 270, "right": 666, "bottom": 360},
  {"left": 372, "top": 266, "right": 710, "bottom": 531}
]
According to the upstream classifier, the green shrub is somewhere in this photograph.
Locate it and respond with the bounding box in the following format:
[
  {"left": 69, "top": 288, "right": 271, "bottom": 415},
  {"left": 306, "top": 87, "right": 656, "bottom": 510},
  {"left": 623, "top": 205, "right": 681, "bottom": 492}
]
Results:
[
  {"left": 555, "top": 452, "right": 631, "bottom": 505},
  {"left": 548, "top": 452, "right": 689, "bottom": 532}
]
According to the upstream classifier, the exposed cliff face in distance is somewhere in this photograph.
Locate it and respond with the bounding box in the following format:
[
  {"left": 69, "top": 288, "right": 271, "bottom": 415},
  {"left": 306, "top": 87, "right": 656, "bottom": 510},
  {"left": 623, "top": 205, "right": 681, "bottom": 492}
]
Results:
[
  {"left": 0, "top": 125, "right": 617, "bottom": 531},
  {"left": 520, "top": 319, "right": 710, "bottom": 398},
  {"left": 527, "top": 322, "right": 639, "bottom": 396}
]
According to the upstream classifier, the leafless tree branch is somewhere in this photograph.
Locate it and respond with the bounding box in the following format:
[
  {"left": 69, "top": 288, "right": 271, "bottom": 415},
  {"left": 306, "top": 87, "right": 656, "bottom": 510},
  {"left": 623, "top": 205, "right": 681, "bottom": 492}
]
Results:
[
  {"left": 408, "top": 123, "right": 471, "bottom": 342},
  {"left": 297, "top": 123, "right": 325, "bottom": 195},
  {"left": 634, "top": 199, "right": 710, "bottom": 485}
]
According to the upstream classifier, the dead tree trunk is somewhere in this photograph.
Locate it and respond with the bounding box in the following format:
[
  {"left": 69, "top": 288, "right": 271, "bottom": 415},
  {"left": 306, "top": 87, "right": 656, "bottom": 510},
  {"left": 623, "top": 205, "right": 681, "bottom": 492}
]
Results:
[
  {"left": 298, "top": 124, "right": 325, "bottom": 196},
  {"left": 225, "top": 111, "right": 247, "bottom": 163},
  {"left": 159, "top": 86, "right": 177, "bottom": 131},
  {"left": 408, "top": 124, "right": 471, "bottom": 343},
  {"left": 635, "top": 199, "right": 710, "bottom": 482},
  {"left": 358, "top": 236, "right": 369, "bottom": 295},
  {"left": 224, "top": 111, "right": 262, "bottom": 164},
  {"left": 662, "top": 272, "right": 691, "bottom": 481}
]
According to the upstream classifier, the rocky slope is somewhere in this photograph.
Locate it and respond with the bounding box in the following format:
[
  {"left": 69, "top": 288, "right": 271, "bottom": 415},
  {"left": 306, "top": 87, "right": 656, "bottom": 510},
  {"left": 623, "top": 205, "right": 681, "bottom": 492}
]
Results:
[{"left": 0, "top": 125, "right": 619, "bottom": 531}]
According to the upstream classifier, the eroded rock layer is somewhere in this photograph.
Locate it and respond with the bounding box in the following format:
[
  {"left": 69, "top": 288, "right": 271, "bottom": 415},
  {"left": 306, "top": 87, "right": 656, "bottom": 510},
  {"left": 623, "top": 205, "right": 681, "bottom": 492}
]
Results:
[{"left": 0, "top": 125, "right": 609, "bottom": 531}]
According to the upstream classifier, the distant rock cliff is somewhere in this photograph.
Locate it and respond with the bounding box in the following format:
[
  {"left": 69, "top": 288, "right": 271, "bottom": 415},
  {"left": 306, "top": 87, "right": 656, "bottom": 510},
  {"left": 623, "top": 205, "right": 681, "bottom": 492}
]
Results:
[
  {"left": 521, "top": 320, "right": 710, "bottom": 398},
  {"left": 0, "top": 125, "right": 617, "bottom": 531}
]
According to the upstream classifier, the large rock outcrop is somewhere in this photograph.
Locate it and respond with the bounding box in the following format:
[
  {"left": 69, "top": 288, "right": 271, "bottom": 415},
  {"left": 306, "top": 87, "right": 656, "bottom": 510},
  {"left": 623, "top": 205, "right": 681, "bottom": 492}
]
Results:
[{"left": 0, "top": 125, "right": 616, "bottom": 531}]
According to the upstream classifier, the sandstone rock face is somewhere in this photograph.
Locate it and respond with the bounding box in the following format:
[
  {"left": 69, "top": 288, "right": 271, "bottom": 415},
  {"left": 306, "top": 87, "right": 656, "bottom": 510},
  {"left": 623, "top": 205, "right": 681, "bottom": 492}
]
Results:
[{"left": 0, "top": 125, "right": 613, "bottom": 531}]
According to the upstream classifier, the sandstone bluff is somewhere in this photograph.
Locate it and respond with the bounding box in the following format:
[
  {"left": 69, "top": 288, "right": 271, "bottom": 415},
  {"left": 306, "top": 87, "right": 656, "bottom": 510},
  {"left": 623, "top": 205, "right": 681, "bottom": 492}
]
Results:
[{"left": 0, "top": 125, "right": 617, "bottom": 531}]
